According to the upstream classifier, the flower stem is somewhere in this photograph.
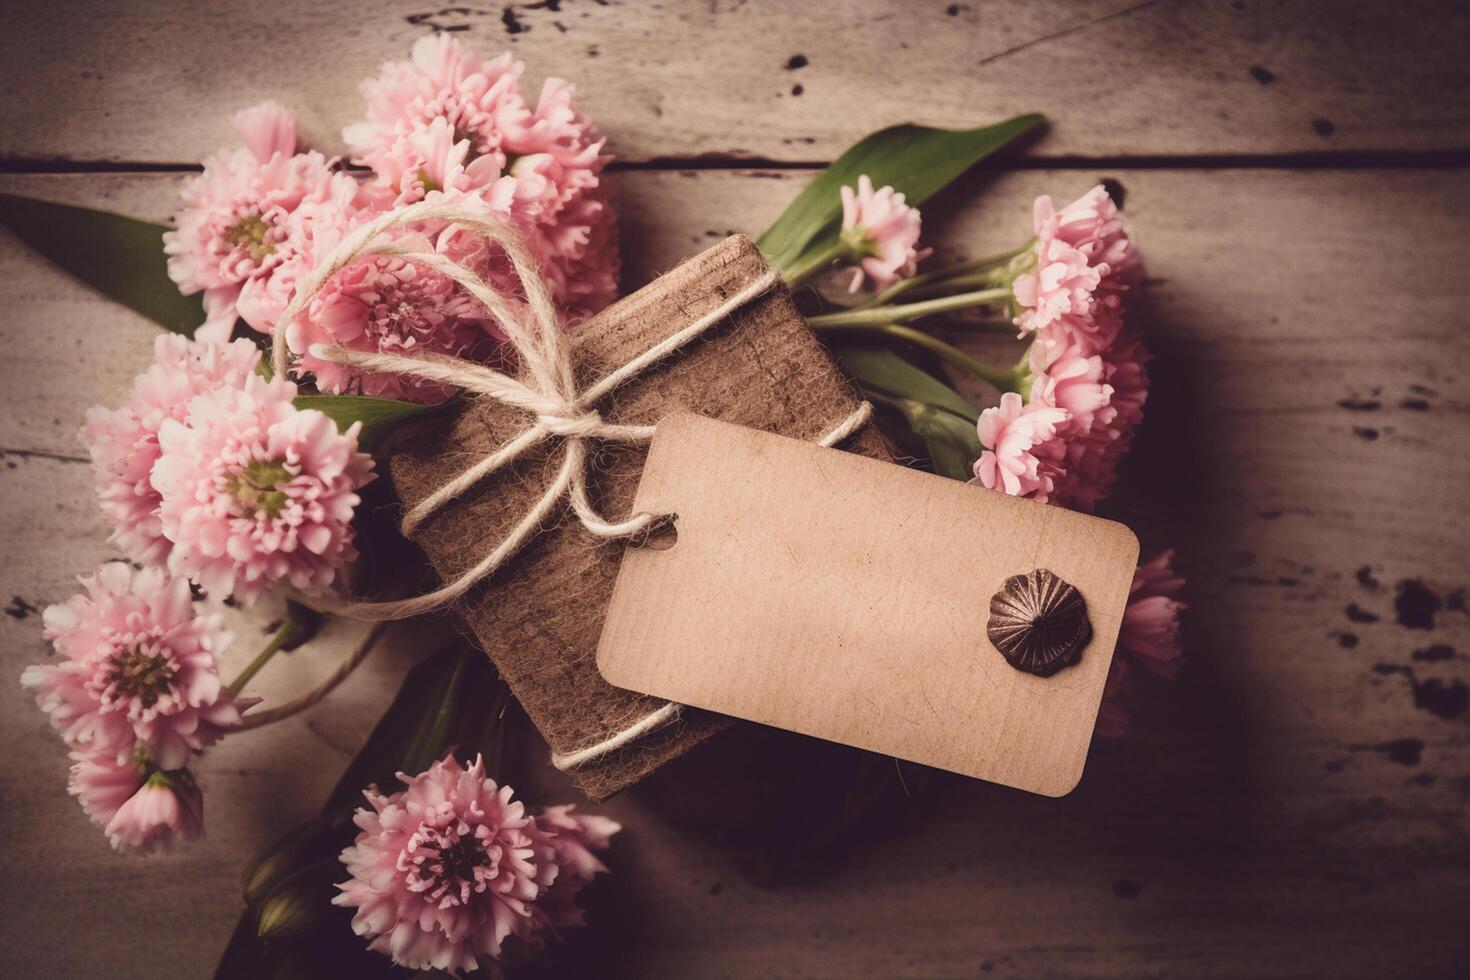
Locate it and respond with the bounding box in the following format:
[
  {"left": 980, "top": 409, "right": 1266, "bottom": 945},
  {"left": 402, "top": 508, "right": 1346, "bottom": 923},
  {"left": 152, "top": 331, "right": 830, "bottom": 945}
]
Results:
[
  {"left": 854, "top": 241, "right": 1032, "bottom": 310},
  {"left": 824, "top": 320, "right": 1020, "bottom": 392},
  {"left": 783, "top": 239, "right": 850, "bottom": 288},
  {"left": 234, "top": 623, "right": 388, "bottom": 730},
  {"left": 226, "top": 613, "right": 306, "bottom": 699},
  {"left": 807, "top": 287, "right": 1013, "bottom": 329}
]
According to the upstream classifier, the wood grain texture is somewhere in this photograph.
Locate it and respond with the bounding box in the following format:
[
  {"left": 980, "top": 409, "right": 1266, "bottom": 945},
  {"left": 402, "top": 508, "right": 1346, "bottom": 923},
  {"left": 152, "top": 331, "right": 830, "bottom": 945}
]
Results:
[
  {"left": 2, "top": 83, "right": 1469, "bottom": 980},
  {"left": 2, "top": 0, "right": 1469, "bottom": 166}
]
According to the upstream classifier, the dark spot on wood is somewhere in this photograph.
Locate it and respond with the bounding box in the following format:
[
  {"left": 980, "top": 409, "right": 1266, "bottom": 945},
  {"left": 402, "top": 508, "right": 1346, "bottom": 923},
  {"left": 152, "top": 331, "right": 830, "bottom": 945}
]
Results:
[
  {"left": 947, "top": 2, "right": 962, "bottom": 13},
  {"left": 1411, "top": 773, "right": 1436, "bottom": 785},
  {"left": 1374, "top": 738, "right": 1424, "bottom": 766},
  {"left": 1414, "top": 679, "right": 1468, "bottom": 719},
  {"left": 1409, "top": 383, "right": 1438, "bottom": 396},
  {"left": 1312, "top": 118, "right": 1336, "bottom": 137},
  {"left": 1356, "top": 565, "right": 1381, "bottom": 590},
  {"left": 5, "top": 595, "right": 39, "bottom": 620},
  {"left": 1336, "top": 397, "right": 1381, "bottom": 411},
  {"left": 1399, "top": 398, "right": 1430, "bottom": 411},
  {"left": 587, "top": 45, "right": 599, "bottom": 57},
  {"left": 553, "top": 20, "right": 567, "bottom": 32},
  {"left": 708, "top": 881, "right": 723, "bottom": 895},
  {"left": 1413, "top": 644, "right": 1456, "bottom": 662},
  {"left": 1352, "top": 426, "right": 1379, "bottom": 441},
  {"left": 785, "top": 54, "right": 809, "bottom": 70},
  {"left": 1372, "top": 663, "right": 1410, "bottom": 676},
  {"left": 1346, "top": 603, "right": 1379, "bottom": 624},
  {"left": 1257, "top": 509, "right": 1283, "bottom": 520},
  {"left": 503, "top": 6, "right": 527, "bottom": 33},
  {"left": 1112, "top": 879, "right": 1142, "bottom": 899},
  {"left": 1449, "top": 590, "right": 1467, "bottom": 614},
  {"left": 1325, "top": 759, "right": 1345, "bottom": 773},
  {"left": 791, "top": 84, "right": 804, "bottom": 96},
  {"left": 1248, "top": 65, "right": 1275, "bottom": 84},
  {"left": 1395, "top": 579, "right": 1441, "bottom": 630},
  {"left": 1337, "top": 632, "right": 1359, "bottom": 649},
  {"left": 1100, "top": 177, "right": 1127, "bottom": 210}
]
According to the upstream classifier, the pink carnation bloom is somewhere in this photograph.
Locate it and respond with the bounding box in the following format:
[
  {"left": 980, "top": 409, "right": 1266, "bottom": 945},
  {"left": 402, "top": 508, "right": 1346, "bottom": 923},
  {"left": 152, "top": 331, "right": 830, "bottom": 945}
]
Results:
[
  {"left": 82, "top": 335, "right": 261, "bottom": 565},
  {"left": 971, "top": 392, "right": 1071, "bottom": 502},
  {"left": 1013, "top": 184, "right": 1138, "bottom": 356},
  {"left": 151, "top": 376, "right": 374, "bottom": 602},
  {"left": 346, "top": 35, "right": 618, "bottom": 322},
  {"left": 165, "top": 102, "right": 356, "bottom": 341},
  {"left": 22, "top": 563, "right": 243, "bottom": 770},
  {"left": 525, "top": 804, "right": 621, "bottom": 932},
  {"left": 839, "top": 175, "right": 928, "bottom": 292},
  {"left": 334, "top": 756, "right": 554, "bottom": 973},
  {"left": 103, "top": 769, "right": 204, "bottom": 852},
  {"left": 68, "top": 748, "right": 147, "bottom": 831},
  {"left": 1121, "top": 550, "right": 1186, "bottom": 678}
]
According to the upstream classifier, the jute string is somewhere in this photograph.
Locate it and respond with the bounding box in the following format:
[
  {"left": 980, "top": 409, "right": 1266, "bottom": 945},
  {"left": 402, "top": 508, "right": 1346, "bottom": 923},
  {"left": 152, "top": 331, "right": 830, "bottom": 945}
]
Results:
[{"left": 270, "top": 199, "right": 872, "bottom": 769}]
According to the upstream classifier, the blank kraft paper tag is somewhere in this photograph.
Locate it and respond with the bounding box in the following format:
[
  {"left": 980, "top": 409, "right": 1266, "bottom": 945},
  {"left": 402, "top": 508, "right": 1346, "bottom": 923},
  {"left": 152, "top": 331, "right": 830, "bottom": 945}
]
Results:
[{"left": 597, "top": 413, "right": 1140, "bottom": 796}]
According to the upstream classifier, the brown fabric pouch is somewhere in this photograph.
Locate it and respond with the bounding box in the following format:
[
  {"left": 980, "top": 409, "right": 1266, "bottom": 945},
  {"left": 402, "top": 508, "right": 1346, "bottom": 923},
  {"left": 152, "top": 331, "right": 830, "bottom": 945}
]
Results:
[{"left": 388, "top": 235, "right": 892, "bottom": 800}]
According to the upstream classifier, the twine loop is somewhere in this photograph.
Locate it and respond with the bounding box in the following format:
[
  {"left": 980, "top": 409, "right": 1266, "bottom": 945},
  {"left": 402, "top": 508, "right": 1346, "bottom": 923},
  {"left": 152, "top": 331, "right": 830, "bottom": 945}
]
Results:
[{"left": 269, "top": 199, "right": 872, "bottom": 768}]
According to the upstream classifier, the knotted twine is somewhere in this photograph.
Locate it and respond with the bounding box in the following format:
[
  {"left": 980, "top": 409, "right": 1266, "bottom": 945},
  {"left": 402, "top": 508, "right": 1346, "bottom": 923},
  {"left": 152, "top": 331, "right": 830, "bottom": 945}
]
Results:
[{"left": 270, "top": 199, "right": 872, "bottom": 770}]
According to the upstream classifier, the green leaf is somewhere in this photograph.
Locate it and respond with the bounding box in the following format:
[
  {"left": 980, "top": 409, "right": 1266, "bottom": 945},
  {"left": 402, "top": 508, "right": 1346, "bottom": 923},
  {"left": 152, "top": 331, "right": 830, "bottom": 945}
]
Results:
[
  {"left": 757, "top": 114, "right": 1045, "bottom": 274},
  {"left": 292, "top": 394, "right": 442, "bottom": 452},
  {"left": 894, "top": 398, "right": 984, "bottom": 481},
  {"left": 0, "top": 193, "right": 203, "bottom": 335},
  {"left": 834, "top": 346, "right": 979, "bottom": 422}
]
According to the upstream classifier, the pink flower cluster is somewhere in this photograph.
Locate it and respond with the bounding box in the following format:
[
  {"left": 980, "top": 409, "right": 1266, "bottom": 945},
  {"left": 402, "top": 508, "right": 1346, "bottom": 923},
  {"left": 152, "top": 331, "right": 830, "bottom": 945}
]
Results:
[
  {"left": 83, "top": 335, "right": 374, "bottom": 603},
  {"left": 972, "top": 185, "right": 1148, "bottom": 509},
  {"left": 1097, "top": 550, "right": 1187, "bottom": 737},
  {"left": 335, "top": 755, "right": 619, "bottom": 973},
  {"left": 839, "top": 175, "right": 928, "bottom": 292},
  {"left": 21, "top": 563, "right": 241, "bottom": 849},
  {"left": 165, "top": 36, "right": 618, "bottom": 403}
]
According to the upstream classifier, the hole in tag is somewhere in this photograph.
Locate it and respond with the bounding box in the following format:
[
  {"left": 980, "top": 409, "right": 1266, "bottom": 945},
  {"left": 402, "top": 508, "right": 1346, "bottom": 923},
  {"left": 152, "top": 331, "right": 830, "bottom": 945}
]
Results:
[{"left": 631, "top": 513, "right": 679, "bottom": 551}]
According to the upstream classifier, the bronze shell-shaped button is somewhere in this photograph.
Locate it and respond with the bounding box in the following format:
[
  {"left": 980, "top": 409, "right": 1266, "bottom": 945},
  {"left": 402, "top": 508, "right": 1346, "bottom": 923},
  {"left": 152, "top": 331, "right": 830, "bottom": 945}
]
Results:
[{"left": 987, "top": 568, "right": 1092, "bottom": 676}]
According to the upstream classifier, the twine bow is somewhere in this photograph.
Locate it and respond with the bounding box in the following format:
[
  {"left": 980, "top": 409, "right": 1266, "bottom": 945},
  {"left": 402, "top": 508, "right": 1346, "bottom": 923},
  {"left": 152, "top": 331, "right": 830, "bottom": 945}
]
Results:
[{"left": 271, "top": 199, "right": 872, "bottom": 766}]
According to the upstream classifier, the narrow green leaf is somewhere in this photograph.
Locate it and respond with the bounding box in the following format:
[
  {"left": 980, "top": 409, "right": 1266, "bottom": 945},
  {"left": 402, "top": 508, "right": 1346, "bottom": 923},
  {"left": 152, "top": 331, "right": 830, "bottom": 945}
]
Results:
[
  {"left": 834, "top": 346, "right": 979, "bottom": 422},
  {"left": 757, "top": 114, "right": 1045, "bottom": 273},
  {"left": 292, "top": 394, "right": 441, "bottom": 452},
  {"left": 0, "top": 193, "right": 203, "bottom": 335}
]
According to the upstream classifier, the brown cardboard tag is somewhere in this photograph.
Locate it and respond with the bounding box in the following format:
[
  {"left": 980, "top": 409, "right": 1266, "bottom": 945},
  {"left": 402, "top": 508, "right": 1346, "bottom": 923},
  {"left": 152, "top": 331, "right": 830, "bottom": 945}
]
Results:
[{"left": 596, "top": 413, "right": 1140, "bottom": 797}]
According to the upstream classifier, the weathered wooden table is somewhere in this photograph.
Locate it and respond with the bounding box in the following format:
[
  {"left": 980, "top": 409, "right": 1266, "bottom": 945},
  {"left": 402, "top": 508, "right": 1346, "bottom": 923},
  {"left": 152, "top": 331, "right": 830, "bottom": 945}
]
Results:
[{"left": 3, "top": 2, "right": 1468, "bottom": 976}]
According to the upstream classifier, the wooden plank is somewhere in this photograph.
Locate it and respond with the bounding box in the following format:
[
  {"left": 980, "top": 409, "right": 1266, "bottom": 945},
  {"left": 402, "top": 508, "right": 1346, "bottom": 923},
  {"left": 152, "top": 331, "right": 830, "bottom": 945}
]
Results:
[
  {"left": 1, "top": 167, "right": 1468, "bottom": 977},
  {"left": 2, "top": 0, "right": 1469, "bottom": 166}
]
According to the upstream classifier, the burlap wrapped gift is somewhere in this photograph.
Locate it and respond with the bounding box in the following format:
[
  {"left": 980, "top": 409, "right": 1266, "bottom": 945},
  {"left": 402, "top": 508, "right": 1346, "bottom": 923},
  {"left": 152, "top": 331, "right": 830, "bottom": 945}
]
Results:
[{"left": 388, "top": 234, "right": 892, "bottom": 800}]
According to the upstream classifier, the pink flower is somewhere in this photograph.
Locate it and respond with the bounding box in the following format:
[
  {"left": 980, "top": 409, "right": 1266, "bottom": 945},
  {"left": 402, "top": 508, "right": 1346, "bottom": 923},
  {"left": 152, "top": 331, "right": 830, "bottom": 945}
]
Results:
[
  {"left": 282, "top": 226, "right": 503, "bottom": 403},
  {"left": 1013, "top": 185, "right": 1138, "bottom": 356},
  {"left": 68, "top": 748, "right": 148, "bottom": 831},
  {"left": 165, "top": 102, "right": 358, "bottom": 340},
  {"left": 82, "top": 335, "right": 261, "bottom": 565},
  {"left": 1028, "top": 341, "right": 1116, "bottom": 440},
  {"left": 1120, "top": 550, "right": 1186, "bottom": 678},
  {"left": 21, "top": 563, "right": 243, "bottom": 769},
  {"left": 346, "top": 35, "right": 618, "bottom": 322},
  {"left": 333, "top": 756, "right": 551, "bottom": 973},
  {"left": 839, "top": 175, "right": 927, "bottom": 292},
  {"left": 102, "top": 769, "right": 205, "bottom": 852},
  {"left": 525, "top": 805, "right": 620, "bottom": 931},
  {"left": 151, "top": 376, "right": 375, "bottom": 602},
  {"left": 1095, "top": 659, "right": 1132, "bottom": 738},
  {"left": 971, "top": 392, "right": 1071, "bottom": 501}
]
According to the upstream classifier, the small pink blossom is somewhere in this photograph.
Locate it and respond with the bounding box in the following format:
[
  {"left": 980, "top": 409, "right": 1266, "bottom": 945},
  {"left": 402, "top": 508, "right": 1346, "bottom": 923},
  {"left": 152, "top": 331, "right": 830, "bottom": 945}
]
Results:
[
  {"left": 1121, "top": 550, "right": 1186, "bottom": 678},
  {"left": 1013, "top": 184, "right": 1138, "bottom": 356},
  {"left": 971, "top": 392, "right": 1070, "bottom": 501},
  {"left": 526, "top": 805, "right": 621, "bottom": 932},
  {"left": 22, "top": 563, "right": 243, "bottom": 769},
  {"left": 102, "top": 769, "right": 205, "bottom": 852},
  {"left": 68, "top": 748, "right": 148, "bottom": 831},
  {"left": 82, "top": 335, "right": 261, "bottom": 565},
  {"left": 334, "top": 756, "right": 555, "bottom": 973},
  {"left": 839, "top": 175, "right": 927, "bottom": 292},
  {"left": 151, "top": 376, "right": 375, "bottom": 602},
  {"left": 165, "top": 102, "right": 358, "bottom": 341}
]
